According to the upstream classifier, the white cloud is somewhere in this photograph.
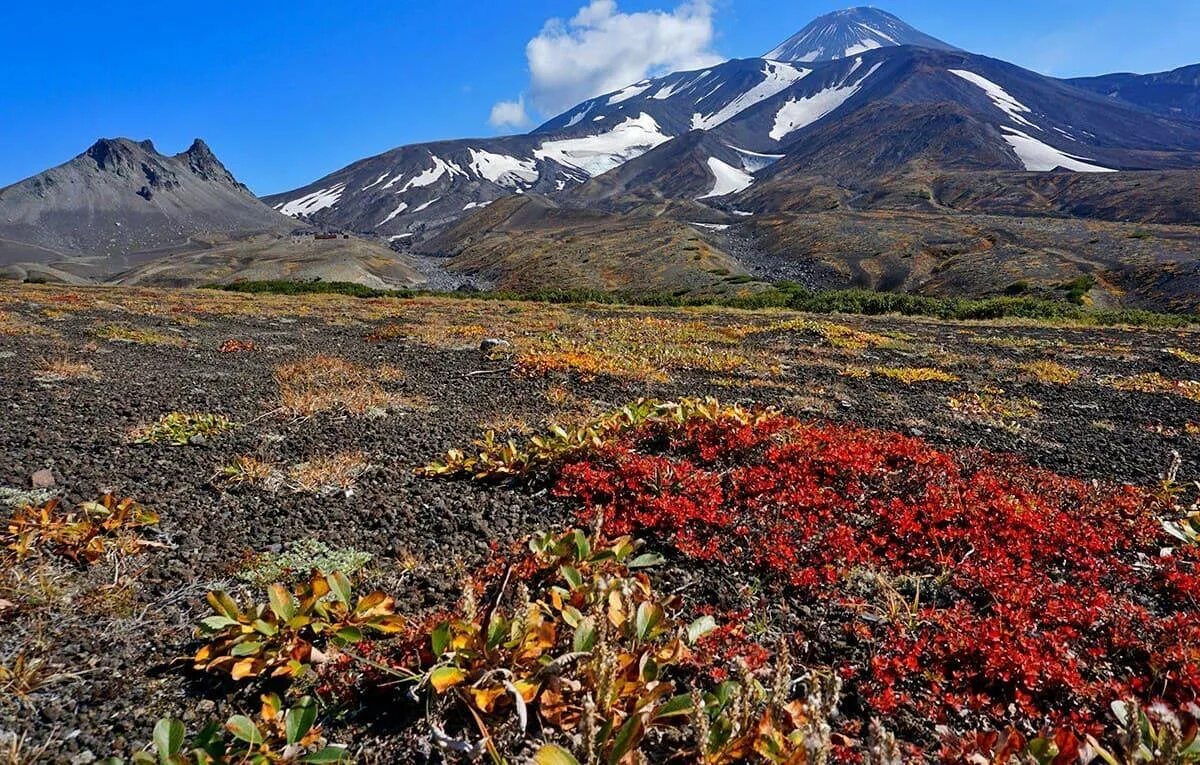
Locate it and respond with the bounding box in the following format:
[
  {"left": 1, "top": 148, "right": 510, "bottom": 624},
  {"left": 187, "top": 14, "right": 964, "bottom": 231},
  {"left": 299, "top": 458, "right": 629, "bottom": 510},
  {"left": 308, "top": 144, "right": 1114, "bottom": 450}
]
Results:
[
  {"left": 489, "top": 97, "right": 531, "bottom": 129},
  {"left": 492, "top": 0, "right": 723, "bottom": 125}
]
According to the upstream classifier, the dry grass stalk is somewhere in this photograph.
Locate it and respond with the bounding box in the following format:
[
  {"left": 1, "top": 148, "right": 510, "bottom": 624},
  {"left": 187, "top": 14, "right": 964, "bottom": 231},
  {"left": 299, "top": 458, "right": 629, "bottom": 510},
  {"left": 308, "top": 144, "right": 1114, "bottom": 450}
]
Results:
[{"left": 275, "top": 355, "right": 399, "bottom": 416}]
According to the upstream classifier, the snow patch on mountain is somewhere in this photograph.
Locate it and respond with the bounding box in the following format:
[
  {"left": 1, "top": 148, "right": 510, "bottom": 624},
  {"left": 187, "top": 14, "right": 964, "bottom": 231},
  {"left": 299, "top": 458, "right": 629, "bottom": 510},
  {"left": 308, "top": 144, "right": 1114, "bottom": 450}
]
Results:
[
  {"left": 698, "top": 157, "right": 755, "bottom": 199},
  {"left": 534, "top": 113, "right": 672, "bottom": 177},
  {"left": 691, "top": 61, "right": 810, "bottom": 131},
  {"left": 396, "top": 156, "right": 467, "bottom": 194},
  {"left": 949, "top": 70, "right": 1040, "bottom": 131},
  {"left": 278, "top": 183, "right": 347, "bottom": 217},
  {"left": 378, "top": 201, "right": 409, "bottom": 227},
  {"left": 843, "top": 38, "right": 882, "bottom": 57},
  {"left": 608, "top": 81, "right": 653, "bottom": 105},
  {"left": 728, "top": 145, "right": 785, "bottom": 173},
  {"left": 564, "top": 104, "right": 594, "bottom": 128},
  {"left": 769, "top": 63, "right": 881, "bottom": 142},
  {"left": 1001, "top": 128, "right": 1115, "bottom": 172},
  {"left": 361, "top": 172, "right": 391, "bottom": 191},
  {"left": 467, "top": 149, "right": 539, "bottom": 188},
  {"left": 413, "top": 197, "right": 440, "bottom": 213}
]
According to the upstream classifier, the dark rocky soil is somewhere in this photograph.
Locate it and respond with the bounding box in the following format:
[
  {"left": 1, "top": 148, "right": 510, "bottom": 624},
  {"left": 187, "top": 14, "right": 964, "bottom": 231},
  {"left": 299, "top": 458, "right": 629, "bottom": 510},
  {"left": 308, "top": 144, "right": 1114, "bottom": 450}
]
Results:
[{"left": 0, "top": 284, "right": 1197, "bottom": 762}]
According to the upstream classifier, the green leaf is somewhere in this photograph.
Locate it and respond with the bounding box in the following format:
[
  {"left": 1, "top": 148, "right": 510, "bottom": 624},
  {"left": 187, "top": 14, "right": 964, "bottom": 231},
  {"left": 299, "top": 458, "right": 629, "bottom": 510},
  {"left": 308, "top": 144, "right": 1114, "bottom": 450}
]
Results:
[
  {"left": 326, "top": 571, "right": 352, "bottom": 605},
  {"left": 561, "top": 605, "right": 583, "bottom": 629},
  {"left": 230, "top": 641, "right": 262, "bottom": 657},
  {"left": 534, "top": 744, "right": 581, "bottom": 765},
  {"left": 200, "top": 615, "right": 239, "bottom": 632},
  {"left": 285, "top": 698, "right": 318, "bottom": 745},
  {"left": 686, "top": 615, "right": 717, "bottom": 645},
  {"left": 431, "top": 622, "right": 452, "bottom": 656},
  {"left": 205, "top": 570, "right": 241, "bottom": 609},
  {"left": 628, "top": 552, "right": 665, "bottom": 569},
  {"left": 152, "top": 718, "right": 185, "bottom": 758},
  {"left": 486, "top": 614, "right": 508, "bottom": 649},
  {"left": 267, "top": 584, "right": 296, "bottom": 621},
  {"left": 654, "top": 694, "right": 695, "bottom": 720},
  {"left": 225, "top": 715, "right": 263, "bottom": 745},
  {"left": 560, "top": 565, "right": 583, "bottom": 590},
  {"left": 572, "top": 529, "right": 591, "bottom": 561},
  {"left": 635, "top": 602, "right": 664, "bottom": 641},
  {"left": 335, "top": 626, "right": 363, "bottom": 644},
  {"left": 573, "top": 616, "right": 598, "bottom": 653},
  {"left": 301, "top": 748, "right": 349, "bottom": 764},
  {"left": 606, "top": 714, "right": 645, "bottom": 765}
]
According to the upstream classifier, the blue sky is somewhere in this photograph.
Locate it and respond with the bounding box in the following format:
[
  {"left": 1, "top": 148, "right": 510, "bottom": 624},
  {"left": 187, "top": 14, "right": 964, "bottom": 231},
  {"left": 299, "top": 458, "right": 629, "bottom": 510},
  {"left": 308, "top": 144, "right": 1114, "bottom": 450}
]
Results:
[{"left": 2, "top": 1, "right": 1197, "bottom": 195}]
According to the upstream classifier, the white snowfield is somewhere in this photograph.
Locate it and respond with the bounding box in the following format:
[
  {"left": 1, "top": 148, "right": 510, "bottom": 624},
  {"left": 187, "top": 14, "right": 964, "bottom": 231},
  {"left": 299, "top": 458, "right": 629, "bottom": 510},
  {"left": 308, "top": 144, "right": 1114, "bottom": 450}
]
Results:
[
  {"left": 728, "top": 145, "right": 785, "bottom": 173},
  {"left": 1001, "top": 128, "right": 1115, "bottom": 173},
  {"left": 378, "top": 201, "right": 408, "bottom": 227},
  {"left": 769, "top": 62, "right": 882, "bottom": 141},
  {"left": 691, "top": 61, "right": 810, "bottom": 131},
  {"left": 361, "top": 172, "right": 391, "bottom": 191},
  {"left": 278, "top": 183, "right": 347, "bottom": 217},
  {"left": 608, "top": 81, "right": 652, "bottom": 105},
  {"left": 396, "top": 155, "right": 467, "bottom": 194},
  {"left": 698, "top": 157, "right": 755, "bottom": 199},
  {"left": 842, "top": 38, "right": 882, "bottom": 57},
  {"left": 949, "top": 69, "right": 1040, "bottom": 131},
  {"left": 564, "top": 104, "right": 593, "bottom": 128},
  {"left": 467, "top": 149, "right": 539, "bottom": 188},
  {"left": 534, "top": 113, "right": 672, "bottom": 177},
  {"left": 412, "top": 197, "right": 440, "bottom": 213}
]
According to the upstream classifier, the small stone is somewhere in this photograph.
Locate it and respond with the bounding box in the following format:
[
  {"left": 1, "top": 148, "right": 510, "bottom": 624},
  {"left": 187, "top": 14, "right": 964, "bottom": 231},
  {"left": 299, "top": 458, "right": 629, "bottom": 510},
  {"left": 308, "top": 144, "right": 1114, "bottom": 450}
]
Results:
[
  {"left": 196, "top": 699, "right": 216, "bottom": 715},
  {"left": 479, "top": 338, "right": 511, "bottom": 353},
  {"left": 31, "top": 469, "right": 55, "bottom": 489},
  {"left": 70, "top": 752, "right": 97, "bottom": 765},
  {"left": 188, "top": 434, "right": 208, "bottom": 447}
]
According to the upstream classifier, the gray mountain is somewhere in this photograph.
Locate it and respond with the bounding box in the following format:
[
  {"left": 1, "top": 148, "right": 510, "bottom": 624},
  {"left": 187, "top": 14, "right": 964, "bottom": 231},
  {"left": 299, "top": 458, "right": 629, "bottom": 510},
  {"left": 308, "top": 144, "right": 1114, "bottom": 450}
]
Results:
[
  {"left": 1068, "top": 63, "right": 1200, "bottom": 121},
  {"left": 765, "top": 7, "right": 958, "bottom": 63},
  {"left": 0, "top": 138, "right": 427, "bottom": 288},
  {"left": 0, "top": 138, "right": 294, "bottom": 265}
]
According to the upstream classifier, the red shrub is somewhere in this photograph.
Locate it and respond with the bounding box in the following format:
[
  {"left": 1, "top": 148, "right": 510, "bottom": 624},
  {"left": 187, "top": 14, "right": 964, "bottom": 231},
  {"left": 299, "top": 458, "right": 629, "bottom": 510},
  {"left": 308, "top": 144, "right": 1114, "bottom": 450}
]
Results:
[
  {"left": 551, "top": 413, "right": 1200, "bottom": 735},
  {"left": 219, "top": 338, "right": 257, "bottom": 353}
]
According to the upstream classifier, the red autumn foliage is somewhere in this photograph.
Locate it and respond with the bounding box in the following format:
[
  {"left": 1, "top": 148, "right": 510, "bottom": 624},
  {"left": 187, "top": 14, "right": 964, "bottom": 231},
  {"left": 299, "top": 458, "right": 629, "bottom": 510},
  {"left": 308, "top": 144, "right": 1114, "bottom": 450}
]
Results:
[
  {"left": 219, "top": 338, "right": 257, "bottom": 353},
  {"left": 551, "top": 412, "right": 1200, "bottom": 736}
]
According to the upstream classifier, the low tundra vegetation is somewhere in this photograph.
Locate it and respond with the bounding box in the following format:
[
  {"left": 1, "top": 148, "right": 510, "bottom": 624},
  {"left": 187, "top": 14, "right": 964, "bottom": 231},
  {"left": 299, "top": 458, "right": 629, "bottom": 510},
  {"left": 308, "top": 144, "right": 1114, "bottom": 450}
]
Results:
[
  {"left": 220, "top": 452, "right": 372, "bottom": 496},
  {"left": 2, "top": 494, "right": 159, "bottom": 565},
  {"left": 274, "top": 355, "right": 402, "bottom": 417},
  {"left": 93, "top": 323, "right": 187, "bottom": 347},
  {"left": 103, "top": 693, "right": 348, "bottom": 764},
  {"left": 420, "top": 398, "right": 1200, "bottom": 760},
  {"left": 1106, "top": 372, "right": 1200, "bottom": 403},
  {"left": 133, "top": 412, "right": 235, "bottom": 445},
  {"left": 125, "top": 514, "right": 1200, "bottom": 763}
]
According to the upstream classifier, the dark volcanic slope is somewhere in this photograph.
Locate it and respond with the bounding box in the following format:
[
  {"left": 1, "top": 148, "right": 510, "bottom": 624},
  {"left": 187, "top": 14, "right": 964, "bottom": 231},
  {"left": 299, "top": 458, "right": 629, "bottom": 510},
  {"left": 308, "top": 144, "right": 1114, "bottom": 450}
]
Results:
[
  {"left": 1069, "top": 63, "right": 1200, "bottom": 121},
  {"left": 0, "top": 139, "right": 294, "bottom": 263}
]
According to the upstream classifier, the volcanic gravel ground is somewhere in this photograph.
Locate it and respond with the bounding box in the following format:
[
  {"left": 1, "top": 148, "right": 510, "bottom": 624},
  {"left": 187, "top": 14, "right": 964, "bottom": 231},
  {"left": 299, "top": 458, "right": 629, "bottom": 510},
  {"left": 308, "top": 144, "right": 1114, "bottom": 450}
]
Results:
[{"left": 0, "top": 286, "right": 1197, "bottom": 760}]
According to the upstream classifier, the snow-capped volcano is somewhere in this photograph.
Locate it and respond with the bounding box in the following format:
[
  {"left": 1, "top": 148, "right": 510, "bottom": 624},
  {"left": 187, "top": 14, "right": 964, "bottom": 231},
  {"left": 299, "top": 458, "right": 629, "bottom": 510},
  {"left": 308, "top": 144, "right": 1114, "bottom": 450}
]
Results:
[
  {"left": 766, "top": 7, "right": 957, "bottom": 63},
  {"left": 264, "top": 7, "right": 1200, "bottom": 241}
]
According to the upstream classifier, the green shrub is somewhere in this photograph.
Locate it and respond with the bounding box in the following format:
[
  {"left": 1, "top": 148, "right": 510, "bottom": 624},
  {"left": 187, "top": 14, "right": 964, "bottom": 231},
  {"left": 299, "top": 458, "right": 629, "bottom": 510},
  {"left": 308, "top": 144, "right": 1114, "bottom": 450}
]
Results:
[{"left": 206, "top": 282, "right": 1199, "bottom": 328}]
